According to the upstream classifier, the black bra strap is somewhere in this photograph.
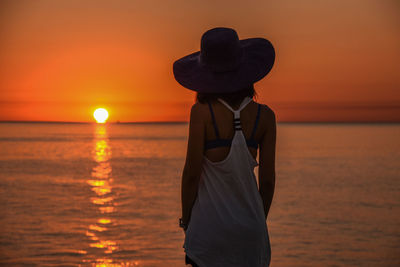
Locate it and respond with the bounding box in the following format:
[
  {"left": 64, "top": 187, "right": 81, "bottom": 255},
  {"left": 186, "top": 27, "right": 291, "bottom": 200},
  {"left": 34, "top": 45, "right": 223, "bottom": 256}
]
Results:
[
  {"left": 250, "top": 104, "right": 261, "bottom": 140},
  {"left": 207, "top": 100, "right": 220, "bottom": 139}
]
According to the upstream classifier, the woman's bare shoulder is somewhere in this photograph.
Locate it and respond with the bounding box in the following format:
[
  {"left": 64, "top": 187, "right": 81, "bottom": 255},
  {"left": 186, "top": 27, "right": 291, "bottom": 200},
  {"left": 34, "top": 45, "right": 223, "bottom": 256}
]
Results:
[
  {"left": 190, "top": 102, "right": 209, "bottom": 113},
  {"left": 257, "top": 103, "right": 276, "bottom": 122},
  {"left": 189, "top": 102, "right": 210, "bottom": 122},
  {"left": 255, "top": 103, "right": 276, "bottom": 139}
]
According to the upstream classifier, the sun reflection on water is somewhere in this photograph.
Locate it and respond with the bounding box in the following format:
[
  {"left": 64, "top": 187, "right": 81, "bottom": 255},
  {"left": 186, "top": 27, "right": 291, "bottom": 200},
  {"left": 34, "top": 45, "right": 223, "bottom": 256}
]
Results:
[{"left": 81, "top": 124, "right": 141, "bottom": 266}]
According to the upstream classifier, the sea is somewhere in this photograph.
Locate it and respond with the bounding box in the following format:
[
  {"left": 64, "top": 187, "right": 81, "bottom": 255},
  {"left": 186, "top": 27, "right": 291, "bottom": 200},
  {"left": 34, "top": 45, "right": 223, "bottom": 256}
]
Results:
[{"left": 0, "top": 122, "right": 399, "bottom": 267}]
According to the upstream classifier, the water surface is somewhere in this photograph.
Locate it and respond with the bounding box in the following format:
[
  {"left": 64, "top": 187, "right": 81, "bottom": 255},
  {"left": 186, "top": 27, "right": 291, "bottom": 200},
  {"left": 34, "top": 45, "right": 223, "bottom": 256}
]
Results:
[{"left": 0, "top": 122, "right": 399, "bottom": 266}]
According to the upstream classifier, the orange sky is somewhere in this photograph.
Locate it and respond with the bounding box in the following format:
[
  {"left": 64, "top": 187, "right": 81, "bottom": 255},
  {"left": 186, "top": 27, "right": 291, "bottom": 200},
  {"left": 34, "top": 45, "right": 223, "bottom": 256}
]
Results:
[{"left": 0, "top": 0, "right": 399, "bottom": 122}]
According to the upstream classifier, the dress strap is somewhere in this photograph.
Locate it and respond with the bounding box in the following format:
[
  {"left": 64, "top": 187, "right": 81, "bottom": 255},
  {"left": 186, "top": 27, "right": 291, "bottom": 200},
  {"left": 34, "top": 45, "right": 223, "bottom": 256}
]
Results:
[
  {"left": 207, "top": 100, "right": 220, "bottom": 139},
  {"left": 250, "top": 103, "right": 261, "bottom": 140},
  {"left": 217, "top": 97, "right": 253, "bottom": 119}
]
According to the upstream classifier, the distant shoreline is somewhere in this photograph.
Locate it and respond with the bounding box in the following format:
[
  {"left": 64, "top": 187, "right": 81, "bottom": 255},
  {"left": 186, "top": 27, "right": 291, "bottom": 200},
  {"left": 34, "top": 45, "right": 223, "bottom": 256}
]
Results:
[
  {"left": 0, "top": 121, "right": 399, "bottom": 124},
  {"left": 0, "top": 120, "right": 187, "bottom": 124}
]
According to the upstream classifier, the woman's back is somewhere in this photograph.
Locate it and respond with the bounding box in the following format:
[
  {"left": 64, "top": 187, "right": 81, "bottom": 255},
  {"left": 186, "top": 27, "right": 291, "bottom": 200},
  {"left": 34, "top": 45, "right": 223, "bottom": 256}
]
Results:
[
  {"left": 183, "top": 96, "right": 272, "bottom": 267},
  {"left": 199, "top": 98, "right": 273, "bottom": 163}
]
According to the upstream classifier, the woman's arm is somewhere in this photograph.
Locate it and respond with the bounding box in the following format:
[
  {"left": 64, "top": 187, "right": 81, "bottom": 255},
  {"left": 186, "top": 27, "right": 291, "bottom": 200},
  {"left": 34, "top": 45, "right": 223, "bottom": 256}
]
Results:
[
  {"left": 181, "top": 103, "right": 205, "bottom": 227},
  {"left": 258, "top": 106, "right": 276, "bottom": 220}
]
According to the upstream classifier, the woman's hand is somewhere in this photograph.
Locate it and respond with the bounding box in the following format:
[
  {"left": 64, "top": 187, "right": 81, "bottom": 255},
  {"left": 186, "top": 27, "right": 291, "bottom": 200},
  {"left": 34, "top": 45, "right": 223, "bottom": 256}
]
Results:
[{"left": 179, "top": 217, "right": 189, "bottom": 233}]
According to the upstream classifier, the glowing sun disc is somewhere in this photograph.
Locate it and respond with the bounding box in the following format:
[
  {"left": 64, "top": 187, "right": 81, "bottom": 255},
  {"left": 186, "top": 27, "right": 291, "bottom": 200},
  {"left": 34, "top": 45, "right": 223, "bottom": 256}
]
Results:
[{"left": 94, "top": 108, "right": 109, "bottom": 123}]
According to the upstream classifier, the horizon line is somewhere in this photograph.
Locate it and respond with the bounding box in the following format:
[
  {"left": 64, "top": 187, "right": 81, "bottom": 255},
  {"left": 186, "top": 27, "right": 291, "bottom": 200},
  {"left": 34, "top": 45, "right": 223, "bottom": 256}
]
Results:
[{"left": 0, "top": 120, "right": 399, "bottom": 124}]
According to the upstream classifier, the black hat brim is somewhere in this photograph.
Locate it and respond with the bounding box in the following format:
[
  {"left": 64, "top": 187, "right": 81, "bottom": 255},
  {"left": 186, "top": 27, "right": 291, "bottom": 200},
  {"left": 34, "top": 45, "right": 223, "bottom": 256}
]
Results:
[{"left": 173, "top": 38, "right": 275, "bottom": 94}]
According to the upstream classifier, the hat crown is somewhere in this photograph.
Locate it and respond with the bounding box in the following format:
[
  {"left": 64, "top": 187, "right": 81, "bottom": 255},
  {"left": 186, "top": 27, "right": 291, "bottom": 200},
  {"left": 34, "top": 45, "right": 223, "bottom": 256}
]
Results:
[
  {"left": 199, "top": 27, "right": 244, "bottom": 72},
  {"left": 172, "top": 27, "right": 275, "bottom": 94}
]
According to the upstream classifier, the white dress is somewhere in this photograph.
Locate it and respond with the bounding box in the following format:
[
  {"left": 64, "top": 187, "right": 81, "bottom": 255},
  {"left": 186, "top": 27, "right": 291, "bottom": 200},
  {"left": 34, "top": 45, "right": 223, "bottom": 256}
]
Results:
[{"left": 183, "top": 96, "right": 271, "bottom": 267}]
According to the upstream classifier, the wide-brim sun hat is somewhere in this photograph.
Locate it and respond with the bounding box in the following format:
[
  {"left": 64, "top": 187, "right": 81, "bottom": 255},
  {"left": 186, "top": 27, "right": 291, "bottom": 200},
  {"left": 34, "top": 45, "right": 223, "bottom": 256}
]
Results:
[{"left": 173, "top": 27, "right": 275, "bottom": 94}]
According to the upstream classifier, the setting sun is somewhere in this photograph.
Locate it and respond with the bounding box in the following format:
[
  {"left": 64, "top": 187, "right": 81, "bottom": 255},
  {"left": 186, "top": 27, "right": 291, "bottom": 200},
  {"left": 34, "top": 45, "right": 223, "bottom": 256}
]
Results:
[{"left": 93, "top": 108, "right": 109, "bottom": 123}]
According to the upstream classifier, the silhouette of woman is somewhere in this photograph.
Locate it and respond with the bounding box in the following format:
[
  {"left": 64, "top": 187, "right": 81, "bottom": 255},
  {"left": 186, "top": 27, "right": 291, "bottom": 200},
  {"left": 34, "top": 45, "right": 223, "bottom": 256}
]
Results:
[{"left": 173, "top": 27, "right": 276, "bottom": 267}]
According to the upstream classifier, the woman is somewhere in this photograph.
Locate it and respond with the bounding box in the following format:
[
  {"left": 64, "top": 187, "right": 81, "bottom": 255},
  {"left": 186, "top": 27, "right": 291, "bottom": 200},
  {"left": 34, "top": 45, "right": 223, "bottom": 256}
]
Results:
[{"left": 173, "top": 27, "right": 276, "bottom": 267}]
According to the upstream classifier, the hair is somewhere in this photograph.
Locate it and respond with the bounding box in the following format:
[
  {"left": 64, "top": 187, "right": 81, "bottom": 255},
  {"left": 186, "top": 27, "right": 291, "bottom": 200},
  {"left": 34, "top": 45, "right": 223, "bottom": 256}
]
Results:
[{"left": 195, "top": 84, "right": 258, "bottom": 106}]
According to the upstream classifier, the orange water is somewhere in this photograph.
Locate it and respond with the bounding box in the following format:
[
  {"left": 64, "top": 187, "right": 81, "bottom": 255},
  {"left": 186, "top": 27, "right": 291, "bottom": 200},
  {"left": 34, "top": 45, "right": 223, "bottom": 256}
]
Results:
[{"left": 0, "top": 122, "right": 399, "bottom": 266}]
